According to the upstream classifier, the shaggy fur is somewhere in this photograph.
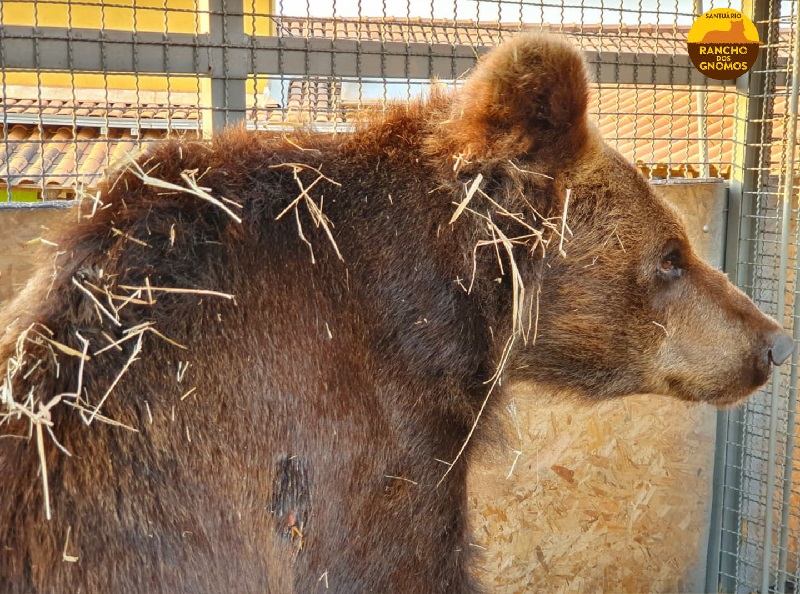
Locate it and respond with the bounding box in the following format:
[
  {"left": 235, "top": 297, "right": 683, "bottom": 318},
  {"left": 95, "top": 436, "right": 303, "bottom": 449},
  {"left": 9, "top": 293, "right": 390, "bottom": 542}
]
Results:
[{"left": 0, "top": 34, "right": 790, "bottom": 593}]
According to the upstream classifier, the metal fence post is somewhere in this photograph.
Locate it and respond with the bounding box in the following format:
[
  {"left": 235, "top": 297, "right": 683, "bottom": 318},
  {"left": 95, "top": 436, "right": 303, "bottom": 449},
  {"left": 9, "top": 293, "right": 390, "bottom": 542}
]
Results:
[
  {"left": 201, "top": 0, "right": 247, "bottom": 135},
  {"left": 708, "top": 0, "right": 778, "bottom": 591}
]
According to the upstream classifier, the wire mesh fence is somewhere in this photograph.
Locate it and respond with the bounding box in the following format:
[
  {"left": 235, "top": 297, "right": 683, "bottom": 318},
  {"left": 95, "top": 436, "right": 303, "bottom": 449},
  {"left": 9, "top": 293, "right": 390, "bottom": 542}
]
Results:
[
  {"left": 2, "top": 0, "right": 800, "bottom": 592},
  {"left": 711, "top": 1, "right": 800, "bottom": 593},
  {"left": 1, "top": 0, "right": 743, "bottom": 206}
]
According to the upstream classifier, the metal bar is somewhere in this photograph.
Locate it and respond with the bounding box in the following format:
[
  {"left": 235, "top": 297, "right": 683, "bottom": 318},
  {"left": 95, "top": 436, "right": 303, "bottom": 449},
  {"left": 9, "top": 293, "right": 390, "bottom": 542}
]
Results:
[
  {"left": 197, "top": 0, "right": 214, "bottom": 136},
  {"left": 705, "top": 409, "right": 726, "bottom": 592},
  {"left": 0, "top": 25, "right": 775, "bottom": 86},
  {"left": 757, "top": 0, "right": 790, "bottom": 588},
  {"left": 208, "top": 0, "right": 246, "bottom": 128},
  {"left": 716, "top": 0, "right": 777, "bottom": 590},
  {"left": 693, "top": 0, "right": 709, "bottom": 179},
  {"left": 763, "top": 130, "right": 792, "bottom": 594},
  {"left": 0, "top": 200, "right": 73, "bottom": 210},
  {"left": 706, "top": 182, "right": 733, "bottom": 593},
  {"left": 778, "top": 303, "right": 800, "bottom": 594},
  {"left": 715, "top": 183, "right": 747, "bottom": 593},
  {"left": 0, "top": 0, "right": 10, "bottom": 201},
  {"left": 774, "top": 9, "right": 800, "bottom": 591},
  {"left": 222, "top": 0, "right": 244, "bottom": 127}
]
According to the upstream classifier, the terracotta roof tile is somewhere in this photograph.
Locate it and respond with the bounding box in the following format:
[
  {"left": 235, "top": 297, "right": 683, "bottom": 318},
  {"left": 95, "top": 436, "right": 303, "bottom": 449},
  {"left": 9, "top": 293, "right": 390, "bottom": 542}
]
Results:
[
  {"left": 275, "top": 18, "right": 690, "bottom": 55},
  {"left": 0, "top": 125, "right": 199, "bottom": 191},
  {"left": 4, "top": 127, "right": 42, "bottom": 181},
  {"left": 0, "top": 97, "right": 200, "bottom": 122},
  {"left": 275, "top": 17, "right": 794, "bottom": 58},
  {"left": 4, "top": 18, "right": 791, "bottom": 190},
  {"left": 591, "top": 85, "right": 737, "bottom": 177},
  {"left": 0, "top": 82, "right": 743, "bottom": 186}
]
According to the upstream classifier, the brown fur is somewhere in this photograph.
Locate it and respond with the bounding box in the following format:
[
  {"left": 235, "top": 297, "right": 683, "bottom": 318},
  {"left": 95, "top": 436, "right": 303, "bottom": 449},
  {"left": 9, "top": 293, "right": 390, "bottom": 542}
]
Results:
[{"left": 0, "top": 34, "right": 789, "bottom": 593}]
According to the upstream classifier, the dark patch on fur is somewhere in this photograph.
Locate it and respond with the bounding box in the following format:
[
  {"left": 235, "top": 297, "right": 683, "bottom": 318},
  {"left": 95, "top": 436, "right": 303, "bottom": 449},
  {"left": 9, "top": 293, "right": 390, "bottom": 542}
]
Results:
[{"left": 270, "top": 455, "right": 312, "bottom": 550}]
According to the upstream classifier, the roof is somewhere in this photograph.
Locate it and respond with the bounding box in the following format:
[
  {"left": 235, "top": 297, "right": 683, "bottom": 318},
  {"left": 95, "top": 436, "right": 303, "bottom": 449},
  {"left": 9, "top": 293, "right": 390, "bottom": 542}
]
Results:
[
  {"left": 255, "top": 78, "right": 348, "bottom": 127},
  {"left": 0, "top": 125, "right": 198, "bottom": 191},
  {"left": 274, "top": 17, "right": 794, "bottom": 57},
  {"left": 3, "top": 18, "right": 791, "bottom": 192},
  {"left": 1, "top": 95, "right": 200, "bottom": 131},
  {"left": 0, "top": 84, "right": 741, "bottom": 190},
  {"left": 594, "top": 86, "right": 738, "bottom": 179},
  {"left": 275, "top": 18, "right": 690, "bottom": 54},
  {"left": 0, "top": 88, "right": 202, "bottom": 191},
  {"left": 251, "top": 80, "right": 742, "bottom": 179},
  {"left": 0, "top": 86, "right": 739, "bottom": 191}
]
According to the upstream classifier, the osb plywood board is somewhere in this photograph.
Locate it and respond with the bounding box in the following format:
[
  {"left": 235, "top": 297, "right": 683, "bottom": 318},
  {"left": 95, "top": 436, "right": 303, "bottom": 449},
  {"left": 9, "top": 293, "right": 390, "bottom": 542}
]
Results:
[
  {"left": 0, "top": 207, "right": 70, "bottom": 306},
  {"left": 468, "top": 388, "right": 716, "bottom": 593},
  {"left": 466, "top": 181, "right": 725, "bottom": 593}
]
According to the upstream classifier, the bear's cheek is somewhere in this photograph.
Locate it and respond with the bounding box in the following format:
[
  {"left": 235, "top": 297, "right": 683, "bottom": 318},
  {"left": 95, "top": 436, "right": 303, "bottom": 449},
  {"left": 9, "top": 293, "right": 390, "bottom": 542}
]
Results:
[
  {"left": 652, "top": 327, "right": 756, "bottom": 404},
  {"left": 648, "top": 281, "right": 772, "bottom": 405}
]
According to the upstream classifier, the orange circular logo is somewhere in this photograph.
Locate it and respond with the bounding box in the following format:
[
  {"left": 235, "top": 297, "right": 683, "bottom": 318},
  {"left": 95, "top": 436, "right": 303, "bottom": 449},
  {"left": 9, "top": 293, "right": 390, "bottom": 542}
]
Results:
[{"left": 687, "top": 8, "right": 761, "bottom": 80}]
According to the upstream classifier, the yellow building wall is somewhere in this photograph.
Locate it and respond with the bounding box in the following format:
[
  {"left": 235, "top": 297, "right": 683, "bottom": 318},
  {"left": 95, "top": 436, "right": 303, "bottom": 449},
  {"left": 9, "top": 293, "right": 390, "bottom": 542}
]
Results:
[
  {"left": 1, "top": 0, "right": 273, "bottom": 92},
  {"left": 3, "top": 0, "right": 205, "bottom": 33}
]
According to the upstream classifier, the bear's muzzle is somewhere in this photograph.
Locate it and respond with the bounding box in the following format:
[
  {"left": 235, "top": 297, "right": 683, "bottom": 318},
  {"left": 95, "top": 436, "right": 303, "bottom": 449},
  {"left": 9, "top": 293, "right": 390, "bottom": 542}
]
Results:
[{"left": 768, "top": 330, "right": 794, "bottom": 366}]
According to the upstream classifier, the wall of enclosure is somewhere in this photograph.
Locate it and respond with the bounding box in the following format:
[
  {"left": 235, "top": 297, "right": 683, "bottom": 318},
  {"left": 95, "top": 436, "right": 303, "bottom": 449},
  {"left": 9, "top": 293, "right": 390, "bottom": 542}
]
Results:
[{"left": 2, "top": 1, "right": 800, "bottom": 592}]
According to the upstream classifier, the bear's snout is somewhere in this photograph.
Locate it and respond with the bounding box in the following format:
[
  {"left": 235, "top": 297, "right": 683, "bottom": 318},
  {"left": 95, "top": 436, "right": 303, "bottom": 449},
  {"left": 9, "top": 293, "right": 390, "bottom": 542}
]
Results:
[
  {"left": 768, "top": 330, "right": 794, "bottom": 366},
  {"left": 647, "top": 262, "right": 796, "bottom": 406}
]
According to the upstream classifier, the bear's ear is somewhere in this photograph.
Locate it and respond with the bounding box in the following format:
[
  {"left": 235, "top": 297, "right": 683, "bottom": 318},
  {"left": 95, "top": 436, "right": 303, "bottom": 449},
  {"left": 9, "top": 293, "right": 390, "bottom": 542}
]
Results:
[{"left": 443, "top": 34, "right": 590, "bottom": 163}]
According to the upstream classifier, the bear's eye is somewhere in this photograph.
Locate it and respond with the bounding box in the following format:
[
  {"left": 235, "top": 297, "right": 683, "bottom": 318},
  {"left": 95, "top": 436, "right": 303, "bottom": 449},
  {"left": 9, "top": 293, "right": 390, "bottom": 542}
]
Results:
[{"left": 658, "top": 249, "right": 684, "bottom": 279}]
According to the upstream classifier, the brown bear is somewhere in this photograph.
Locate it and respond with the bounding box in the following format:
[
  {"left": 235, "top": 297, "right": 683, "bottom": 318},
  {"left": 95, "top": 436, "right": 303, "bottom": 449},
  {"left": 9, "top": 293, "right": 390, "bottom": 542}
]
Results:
[{"left": 0, "top": 34, "right": 792, "bottom": 593}]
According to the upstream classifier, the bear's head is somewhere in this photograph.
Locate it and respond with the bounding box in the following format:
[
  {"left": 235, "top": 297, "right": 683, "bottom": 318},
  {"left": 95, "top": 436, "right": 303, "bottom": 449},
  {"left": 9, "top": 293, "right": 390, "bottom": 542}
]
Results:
[{"left": 431, "top": 34, "right": 791, "bottom": 407}]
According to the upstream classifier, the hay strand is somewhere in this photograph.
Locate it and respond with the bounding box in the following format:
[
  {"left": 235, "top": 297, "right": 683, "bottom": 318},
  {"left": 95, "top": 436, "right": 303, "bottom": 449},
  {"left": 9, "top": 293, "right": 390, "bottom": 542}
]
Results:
[
  {"left": 437, "top": 333, "right": 516, "bottom": 487},
  {"left": 558, "top": 188, "right": 571, "bottom": 258},
  {"left": 120, "top": 152, "right": 243, "bottom": 224},
  {"left": 62, "top": 526, "right": 79, "bottom": 563},
  {"left": 271, "top": 162, "right": 344, "bottom": 263},
  {"left": 71, "top": 278, "right": 121, "bottom": 327},
  {"left": 36, "top": 422, "right": 51, "bottom": 520},
  {"left": 450, "top": 174, "right": 484, "bottom": 224},
  {"left": 117, "top": 285, "right": 235, "bottom": 301},
  {"left": 85, "top": 332, "right": 143, "bottom": 425}
]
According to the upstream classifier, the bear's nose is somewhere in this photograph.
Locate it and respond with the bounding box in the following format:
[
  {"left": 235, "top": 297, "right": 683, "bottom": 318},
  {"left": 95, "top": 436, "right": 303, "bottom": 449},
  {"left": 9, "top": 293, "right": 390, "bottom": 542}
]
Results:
[{"left": 769, "top": 331, "right": 794, "bottom": 366}]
